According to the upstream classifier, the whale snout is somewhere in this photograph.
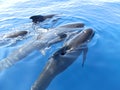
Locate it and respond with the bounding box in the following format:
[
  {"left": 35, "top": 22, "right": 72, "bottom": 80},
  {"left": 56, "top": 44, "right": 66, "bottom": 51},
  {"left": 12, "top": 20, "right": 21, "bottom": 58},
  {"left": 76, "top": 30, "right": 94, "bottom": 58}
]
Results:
[
  {"left": 83, "top": 28, "right": 95, "bottom": 42},
  {"left": 19, "top": 31, "right": 28, "bottom": 36}
]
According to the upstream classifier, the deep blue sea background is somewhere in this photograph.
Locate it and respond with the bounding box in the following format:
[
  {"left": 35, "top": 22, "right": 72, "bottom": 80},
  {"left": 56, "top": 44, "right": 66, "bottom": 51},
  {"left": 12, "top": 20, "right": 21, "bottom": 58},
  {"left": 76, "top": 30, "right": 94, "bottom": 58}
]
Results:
[{"left": 0, "top": 0, "right": 120, "bottom": 90}]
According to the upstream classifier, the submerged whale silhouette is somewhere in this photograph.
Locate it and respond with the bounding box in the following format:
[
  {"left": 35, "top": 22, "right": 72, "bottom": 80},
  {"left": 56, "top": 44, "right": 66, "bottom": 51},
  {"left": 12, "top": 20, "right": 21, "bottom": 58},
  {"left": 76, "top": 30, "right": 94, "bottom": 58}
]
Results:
[
  {"left": 31, "top": 28, "right": 95, "bottom": 90},
  {"left": 0, "top": 23, "right": 84, "bottom": 71}
]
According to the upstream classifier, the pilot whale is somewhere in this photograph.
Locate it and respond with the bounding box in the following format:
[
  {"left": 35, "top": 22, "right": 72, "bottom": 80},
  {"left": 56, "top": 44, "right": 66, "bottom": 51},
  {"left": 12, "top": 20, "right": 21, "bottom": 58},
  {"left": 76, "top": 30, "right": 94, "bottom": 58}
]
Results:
[
  {"left": 30, "top": 15, "right": 85, "bottom": 30},
  {"left": 58, "top": 22, "right": 84, "bottom": 29},
  {"left": 0, "top": 23, "right": 84, "bottom": 71},
  {"left": 2, "top": 30, "right": 28, "bottom": 38},
  {"left": 30, "top": 14, "right": 56, "bottom": 24},
  {"left": 31, "top": 28, "right": 95, "bottom": 90},
  {"left": 0, "top": 30, "right": 28, "bottom": 47}
]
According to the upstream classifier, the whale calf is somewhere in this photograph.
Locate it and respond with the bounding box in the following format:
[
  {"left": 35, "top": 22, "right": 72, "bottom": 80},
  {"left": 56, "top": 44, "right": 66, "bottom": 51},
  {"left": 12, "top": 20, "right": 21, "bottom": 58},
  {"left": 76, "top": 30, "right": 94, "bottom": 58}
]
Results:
[
  {"left": 31, "top": 28, "right": 95, "bottom": 90},
  {"left": 30, "top": 14, "right": 56, "bottom": 24}
]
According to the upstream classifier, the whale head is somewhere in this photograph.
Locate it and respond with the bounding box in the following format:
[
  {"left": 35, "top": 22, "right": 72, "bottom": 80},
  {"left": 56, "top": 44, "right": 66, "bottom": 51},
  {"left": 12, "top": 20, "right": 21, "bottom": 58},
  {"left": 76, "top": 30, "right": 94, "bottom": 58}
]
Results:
[
  {"left": 53, "top": 28, "right": 95, "bottom": 56},
  {"left": 64, "top": 28, "right": 95, "bottom": 50}
]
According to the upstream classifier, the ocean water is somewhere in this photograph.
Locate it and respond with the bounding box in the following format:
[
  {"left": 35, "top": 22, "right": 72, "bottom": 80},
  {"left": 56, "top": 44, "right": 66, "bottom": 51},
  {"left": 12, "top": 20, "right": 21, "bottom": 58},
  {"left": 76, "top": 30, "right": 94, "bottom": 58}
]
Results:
[{"left": 0, "top": 0, "right": 120, "bottom": 90}]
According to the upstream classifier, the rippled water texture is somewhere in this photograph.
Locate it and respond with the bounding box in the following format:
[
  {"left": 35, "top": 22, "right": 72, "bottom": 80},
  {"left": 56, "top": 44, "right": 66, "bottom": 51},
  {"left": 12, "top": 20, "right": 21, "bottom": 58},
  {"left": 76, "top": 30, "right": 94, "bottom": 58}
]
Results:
[{"left": 0, "top": 0, "right": 120, "bottom": 90}]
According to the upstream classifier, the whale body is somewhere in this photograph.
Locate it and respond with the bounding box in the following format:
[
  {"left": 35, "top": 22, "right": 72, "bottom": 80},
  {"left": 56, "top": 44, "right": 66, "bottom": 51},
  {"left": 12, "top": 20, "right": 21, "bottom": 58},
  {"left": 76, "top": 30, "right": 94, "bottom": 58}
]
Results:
[
  {"left": 58, "top": 23, "right": 84, "bottom": 29},
  {"left": 30, "top": 14, "right": 56, "bottom": 24},
  {"left": 0, "top": 24, "right": 83, "bottom": 71},
  {"left": 3, "top": 30, "right": 28, "bottom": 38},
  {"left": 31, "top": 28, "right": 95, "bottom": 90}
]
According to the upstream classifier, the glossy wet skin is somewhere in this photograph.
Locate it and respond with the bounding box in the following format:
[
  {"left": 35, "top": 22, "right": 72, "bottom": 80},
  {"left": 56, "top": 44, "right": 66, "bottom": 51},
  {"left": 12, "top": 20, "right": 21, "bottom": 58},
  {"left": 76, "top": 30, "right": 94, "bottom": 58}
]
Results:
[
  {"left": 49, "top": 28, "right": 95, "bottom": 75},
  {"left": 65, "top": 28, "right": 95, "bottom": 51},
  {"left": 59, "top": 23, "right": 85, "bottom": 28},
  {"left": 31, "top": 28, "right": 95, "bottom": 90}
]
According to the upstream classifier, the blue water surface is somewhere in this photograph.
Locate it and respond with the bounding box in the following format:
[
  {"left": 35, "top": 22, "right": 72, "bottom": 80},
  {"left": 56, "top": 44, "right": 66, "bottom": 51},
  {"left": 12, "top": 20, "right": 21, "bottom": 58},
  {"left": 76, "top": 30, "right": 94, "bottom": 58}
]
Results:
[{"left": 0, "top": 0, "right": 120, "bottom": 90}]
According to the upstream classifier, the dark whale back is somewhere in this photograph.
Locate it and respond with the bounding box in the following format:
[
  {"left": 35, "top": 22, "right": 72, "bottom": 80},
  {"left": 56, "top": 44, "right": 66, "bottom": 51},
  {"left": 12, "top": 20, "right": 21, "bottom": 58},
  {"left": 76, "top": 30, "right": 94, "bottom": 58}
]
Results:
[
  {"left": 30, "top": 14, "right": 56, "bottom": 23},
  {"left": 4, "top": 31, "right": 28, "bottom": 38},
  {"left": 30, "top": 15, "right": 45, "bottom": 23},
  {"left": 58, "top": 23, "right": 85, "bottom": 28}
]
